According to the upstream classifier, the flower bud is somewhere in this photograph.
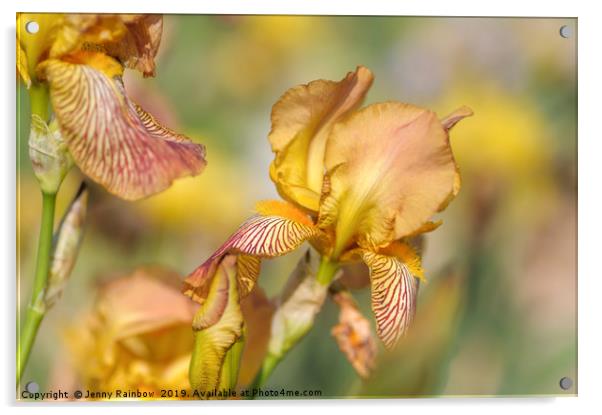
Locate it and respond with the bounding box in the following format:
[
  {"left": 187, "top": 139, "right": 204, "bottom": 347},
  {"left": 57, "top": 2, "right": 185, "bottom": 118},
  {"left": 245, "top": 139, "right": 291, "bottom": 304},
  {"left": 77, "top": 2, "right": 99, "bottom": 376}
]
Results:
[
  {"left": 28, "top": 114, "right": 73, "bottom": 194},
  {"left": 267, "top": 251, "right": 328, "bottom": 360},
  {"left": 44, "top": 184, "right": 88, "bottom": 309}
]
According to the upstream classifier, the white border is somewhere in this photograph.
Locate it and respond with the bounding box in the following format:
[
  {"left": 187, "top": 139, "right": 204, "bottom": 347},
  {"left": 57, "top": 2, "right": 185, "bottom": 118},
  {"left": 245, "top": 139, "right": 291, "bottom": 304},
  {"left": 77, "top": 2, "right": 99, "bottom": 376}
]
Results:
[{"left": 3, "top": 1, "right": 600, "bottom": 414}]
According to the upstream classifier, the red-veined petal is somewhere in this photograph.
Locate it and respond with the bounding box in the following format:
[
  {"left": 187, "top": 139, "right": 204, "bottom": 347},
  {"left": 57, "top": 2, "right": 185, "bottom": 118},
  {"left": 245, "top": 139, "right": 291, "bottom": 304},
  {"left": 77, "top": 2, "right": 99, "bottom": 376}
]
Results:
[
  {"left": 183, "top": 201, "right": 319, "bottom": 303},
  {"left": 362, "top": 250, "right": 418, "bottom": 349},
  {"left": 38, "top": 54, "right": 207, "bottom": 201}
]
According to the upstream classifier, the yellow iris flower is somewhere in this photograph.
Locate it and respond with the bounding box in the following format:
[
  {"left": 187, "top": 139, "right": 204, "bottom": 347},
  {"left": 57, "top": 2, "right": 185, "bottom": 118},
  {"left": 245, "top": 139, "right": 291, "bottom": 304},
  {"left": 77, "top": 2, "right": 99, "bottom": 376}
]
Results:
[
  {"left": 183, "top": 66, "right": 472, "bottom": 391},
  {"left": 17, "top": 13, "right": 206, "bottom": 200}
]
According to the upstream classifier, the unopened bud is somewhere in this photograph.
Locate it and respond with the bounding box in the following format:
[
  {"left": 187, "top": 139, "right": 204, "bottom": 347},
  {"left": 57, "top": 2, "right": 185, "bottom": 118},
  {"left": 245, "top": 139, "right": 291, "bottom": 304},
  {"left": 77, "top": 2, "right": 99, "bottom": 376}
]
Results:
[
  {"left": 44, "top": 184, "right": 88, "bottom": 309},
  {"left": 28, "top": 114, "right": 73, "bottom": 194},
  {"left": 268, "top": 251, "right": 328, "bottom": 360}
]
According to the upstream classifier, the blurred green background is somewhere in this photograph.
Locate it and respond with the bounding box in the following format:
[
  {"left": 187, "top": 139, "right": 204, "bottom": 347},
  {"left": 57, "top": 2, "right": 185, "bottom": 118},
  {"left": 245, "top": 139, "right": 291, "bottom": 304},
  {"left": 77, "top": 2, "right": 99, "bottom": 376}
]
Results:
[{"left": 17, "top": 15, "right": 577, "bottom": 397}]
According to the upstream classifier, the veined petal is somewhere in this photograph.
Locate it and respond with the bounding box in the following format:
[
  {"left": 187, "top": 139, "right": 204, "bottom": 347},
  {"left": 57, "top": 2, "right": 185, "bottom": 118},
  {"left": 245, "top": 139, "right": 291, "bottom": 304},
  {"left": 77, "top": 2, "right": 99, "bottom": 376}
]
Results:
[
  {"left": 38, "top": 54, "right": 207, "bottom": 201},
  {"left": 331, "top": 289, "right": 377, "bottom": 379},
  {"left": 183, "top": 200, "right": 319, "bottom": 303},
  {"left": 362, "top": 250, "right": 418, "bottom": 349},
  {"left": 320, "top": 102, "right": 461, "bottom": 254},
  {"left": 268, "top": 66, "right": 374, "bottom": 211},
  {"left": 189, "top": 256, "right": 244, "bottom": 394}
]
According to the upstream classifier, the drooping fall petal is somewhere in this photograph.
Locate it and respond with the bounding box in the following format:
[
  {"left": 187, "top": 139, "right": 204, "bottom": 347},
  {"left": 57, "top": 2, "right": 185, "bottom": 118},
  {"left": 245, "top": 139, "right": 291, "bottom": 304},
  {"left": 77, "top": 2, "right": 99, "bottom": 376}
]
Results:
[
  {"left": 45, "top": 184, "right": 88, "bottom": 308},
  {"left": 362, "top": 250, "right": 418, "bottom": 349},
  {"left": 268, "top": 66, "right": 374, "bottom": 211},
  {"left": 319, "top": 102, "right": 461, "bottom": 254},
  {"left": 189, "top": 256, "right": 244, "bottom": 395},
  {"left": 183, "top": 200, "right": 320, "bottom": 303},
  {"left": 331, "top": 289, "right": 377, "bottom": 379},
  {"left": 38, "top": 53, "right": 207, "bottom": 201}
]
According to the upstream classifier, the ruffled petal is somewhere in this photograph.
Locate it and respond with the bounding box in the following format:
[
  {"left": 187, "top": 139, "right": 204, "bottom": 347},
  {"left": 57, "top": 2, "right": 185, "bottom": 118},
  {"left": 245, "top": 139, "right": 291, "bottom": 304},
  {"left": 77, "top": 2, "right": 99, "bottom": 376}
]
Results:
[
  {"left": 50, "top": 14, "right": 163, "bottom": 77},
  {"left": 362, "top": 250, "right": 418, "bottom": 349},
  {"left": 268, "top": 66, "right": 374, "bottom": 211},
  {"left": 319, "top": 102, "right": 462, "bottom": 254},
  {"left": 189, "top": 256, "right": 244, "bottom": 394},
  {"left": 183, "top": 200, "right": 319, "bottom": 303},
  {"left": 38, "top": 54, "right": 207, "bottom": 201},
  {"left": 437, "top": 106, "right": 474, "bottom": 211}
]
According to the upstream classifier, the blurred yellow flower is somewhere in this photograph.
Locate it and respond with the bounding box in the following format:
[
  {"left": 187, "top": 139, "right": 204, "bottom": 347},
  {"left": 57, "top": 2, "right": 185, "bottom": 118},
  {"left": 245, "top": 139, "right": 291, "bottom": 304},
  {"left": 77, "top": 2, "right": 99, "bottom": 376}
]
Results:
[{"left": 65, "top": 267, "right": 197, "bottom": 397}]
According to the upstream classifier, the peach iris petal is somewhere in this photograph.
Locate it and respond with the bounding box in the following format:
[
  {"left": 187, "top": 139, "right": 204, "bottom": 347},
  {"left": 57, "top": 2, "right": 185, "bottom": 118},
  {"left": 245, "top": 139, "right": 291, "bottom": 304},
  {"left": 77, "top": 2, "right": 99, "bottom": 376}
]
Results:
[
  {"left": 183, "top": 200, "right": 319, "bottom": 304},
  {"left": 39, "top": 55, "right": 207, "bottom": 201},
  {"left": 268, "top": 66, "right": 374, "bottom": 211},
  {"left": 319, "top": 102, "right": 458, "bottom": 254}
]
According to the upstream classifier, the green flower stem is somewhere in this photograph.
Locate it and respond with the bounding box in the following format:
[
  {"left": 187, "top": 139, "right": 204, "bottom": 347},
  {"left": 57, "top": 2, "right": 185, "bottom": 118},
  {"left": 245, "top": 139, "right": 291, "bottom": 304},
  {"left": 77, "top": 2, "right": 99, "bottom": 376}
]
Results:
[
  {"left": 17, "top": 191, "right": 56, "bottom": 387},
  {"left": 248, "top": 353, "right": 279, "bottom": 394},
  {"left": 29, "top": 83, "right": 50, "bottom": 122},
  {"left": 316, "top": 256, "right": 339, "bottom": 286},
  {"left": 248, "top": 256, "right": 339, "bottom": 398}
]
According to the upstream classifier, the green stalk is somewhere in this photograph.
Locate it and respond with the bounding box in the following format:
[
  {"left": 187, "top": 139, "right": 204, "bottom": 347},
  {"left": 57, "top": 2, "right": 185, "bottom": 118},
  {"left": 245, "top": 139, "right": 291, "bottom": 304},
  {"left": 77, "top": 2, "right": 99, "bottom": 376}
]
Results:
[
  {"left": 29, "top": 83, "right": 50, "bottom": 122},
  {"left": 17, "top": 191, "right": 56, "bottom": 387},
  {"left": 248, "top": 256, "right": 338, "bottom": 397}
]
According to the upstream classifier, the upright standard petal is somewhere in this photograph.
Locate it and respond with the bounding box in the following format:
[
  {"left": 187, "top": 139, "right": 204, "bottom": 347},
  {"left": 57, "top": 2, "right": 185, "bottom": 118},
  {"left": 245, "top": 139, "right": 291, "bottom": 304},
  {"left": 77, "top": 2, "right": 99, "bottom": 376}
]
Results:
[
  {"left": 189, "top": 256, "right": 244, "bottom": 395},
  {"left": 38, "top": 53, "right": 207, "bottom": 201},
  {"left": 319, "top": 102, "right": 458, "bottom": 254},
  {"left": 268, "top": 66, "right": 374, "bottom": 211},
  {"left": 437, "top": 106, "right": 474, "bottom": 211},
  {"left": 362, "top": 250, "right": 418, "bottom": 349},
  {"left": 183, "top": 200, "right": 320, "bottom": 303}
]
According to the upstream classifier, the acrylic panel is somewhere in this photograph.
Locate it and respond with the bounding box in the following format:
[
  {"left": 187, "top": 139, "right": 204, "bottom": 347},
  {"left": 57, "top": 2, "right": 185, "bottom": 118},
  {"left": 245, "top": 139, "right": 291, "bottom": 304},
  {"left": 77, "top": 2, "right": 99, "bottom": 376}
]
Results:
[{"left": 16, "top": 14, "right": 577, "bottom": 401}]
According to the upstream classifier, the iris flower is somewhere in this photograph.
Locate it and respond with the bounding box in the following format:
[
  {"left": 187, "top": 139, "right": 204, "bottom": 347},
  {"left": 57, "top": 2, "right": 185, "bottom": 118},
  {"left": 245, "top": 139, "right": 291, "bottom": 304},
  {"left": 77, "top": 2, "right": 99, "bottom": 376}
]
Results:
[
  {"left": 17, "top": 13, "right": 206, "bottom": 200},
  {"left": 183, "top": 66, "right": 471, "bottom": 390}
]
